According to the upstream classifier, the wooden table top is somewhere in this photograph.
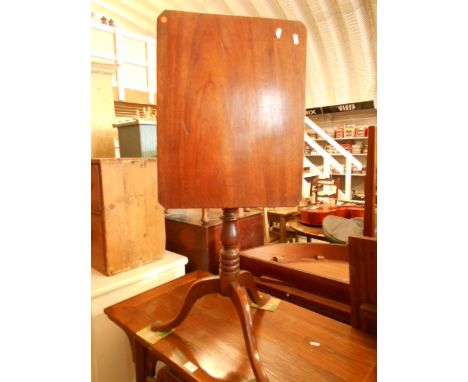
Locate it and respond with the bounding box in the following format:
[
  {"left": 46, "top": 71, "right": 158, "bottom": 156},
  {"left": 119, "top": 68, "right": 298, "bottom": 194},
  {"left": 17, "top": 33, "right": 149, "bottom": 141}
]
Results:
[
  {"left": 266, "top": 207, "right": 298, "bottom": 217},
  {"left": 105, "top": 271, "right": 376, "bottom": 382},
  {"left": 287, "top": 218, "right": 333, "bottom": 242},
  {"left": 166, "top": 208, "right": 263, "bottom": 228}
]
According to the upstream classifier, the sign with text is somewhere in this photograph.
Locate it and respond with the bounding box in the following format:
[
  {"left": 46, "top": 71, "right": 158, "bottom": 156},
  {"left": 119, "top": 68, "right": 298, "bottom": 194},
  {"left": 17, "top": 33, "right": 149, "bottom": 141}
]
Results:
[{"left": 306, "top": 100, "right": 374, "bottom": 116}]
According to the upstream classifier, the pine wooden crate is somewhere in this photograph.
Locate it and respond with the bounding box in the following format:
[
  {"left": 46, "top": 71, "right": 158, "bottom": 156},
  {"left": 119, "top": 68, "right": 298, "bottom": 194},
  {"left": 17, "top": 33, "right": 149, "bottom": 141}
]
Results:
[{"left": 91, "top": 158, "right": 166, "bottom": 275}]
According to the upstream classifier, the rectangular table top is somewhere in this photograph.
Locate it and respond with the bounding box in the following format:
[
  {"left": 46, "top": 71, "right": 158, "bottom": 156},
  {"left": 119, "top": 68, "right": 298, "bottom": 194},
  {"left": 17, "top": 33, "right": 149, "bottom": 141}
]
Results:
[
  {"left": 105, "top": 271, "right": 376, "bottom": 382},
  {"left": 166, "top": 208, "right": 263, "bottom": 228}
]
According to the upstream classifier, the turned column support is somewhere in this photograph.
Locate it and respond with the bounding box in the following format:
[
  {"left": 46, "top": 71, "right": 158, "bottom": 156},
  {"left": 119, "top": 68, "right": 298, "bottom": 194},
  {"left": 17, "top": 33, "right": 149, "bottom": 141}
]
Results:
[
  {"left": 219, "top": 208, "right": 240, "bottom": 294},
  {"left": 150, "top": 207, "right": 270, "bottom": 382}
]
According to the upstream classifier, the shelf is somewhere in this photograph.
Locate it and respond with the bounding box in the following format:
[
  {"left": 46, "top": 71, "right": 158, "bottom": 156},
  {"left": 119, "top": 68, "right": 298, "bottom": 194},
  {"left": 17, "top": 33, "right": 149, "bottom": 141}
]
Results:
[
  {"left": 331, "top": 173, "right": 366, "bottom": 177},
  {"left": 332, "top": 153, "right": 367, "bottom": 157},
  {"left": 338, "top": 199, "right": 365, "bottom": 205},
  {"left": 304, "top": 105, "right": 375, "bottom": 200},
  {"left": 303, "top": 173, "right": 366, "bottom": 179},
  {"left": 306, "top": 153, "right": 368, "bottom": 157},
  {"left": 312, "top": 136, "right": 368, "bottom": 142},
  {"left": 302, "top": 170, "right": 320, "bottom": 178}
]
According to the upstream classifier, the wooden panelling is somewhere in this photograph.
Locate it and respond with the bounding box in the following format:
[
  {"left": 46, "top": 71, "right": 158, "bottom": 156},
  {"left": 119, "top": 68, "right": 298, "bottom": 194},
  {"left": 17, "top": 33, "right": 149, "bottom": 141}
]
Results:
[
  {"left": 253, "top": 276, "right": 351, "bottom": 324},
  {"left": 348, "top": 235, "right": 377, "bottom": 335},
  {"left": 364, "top": 125, "right": 377, "bottom": 237},
  {"left": 165, "top": 209, "right": 264, "bottom": 274},
  {"left": 156, "top": 11, "right": 307, "bottom": 208},
  {"left": 241, "top": 250, "right": 349, "bottom": 304},
  {"left": 164, "top": 220, "right": 209, "bottom": 272},
  {"left": 240, "top": 243, "right": 351, "bottom": 322}
]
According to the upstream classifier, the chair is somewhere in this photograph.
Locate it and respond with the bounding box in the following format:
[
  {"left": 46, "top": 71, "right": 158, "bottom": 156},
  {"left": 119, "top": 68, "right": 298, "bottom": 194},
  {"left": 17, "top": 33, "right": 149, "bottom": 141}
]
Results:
[
  {"left": 263, "top": 208, "right": 278, "bottom": 244},
  {"left": 310, "top": 177, "right": 340, "bottom": 205},
  {"left": 348, "top": 235, "right": 377, "bottom": 335},
  {"left": 263, "top": 208, "right": 296, "bottom": 244}
]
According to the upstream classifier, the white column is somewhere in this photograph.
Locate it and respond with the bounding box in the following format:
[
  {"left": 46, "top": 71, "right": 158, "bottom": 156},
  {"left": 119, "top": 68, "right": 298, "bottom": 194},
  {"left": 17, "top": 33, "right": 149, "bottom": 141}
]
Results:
[{"left": 345, "top": 159, "right": 352, "bottom": 200}]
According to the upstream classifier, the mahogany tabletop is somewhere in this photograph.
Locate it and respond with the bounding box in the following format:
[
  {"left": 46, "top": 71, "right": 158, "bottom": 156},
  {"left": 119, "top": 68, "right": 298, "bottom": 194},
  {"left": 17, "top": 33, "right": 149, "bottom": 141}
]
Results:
[
  {"left": 166, "top": 208, "right": 263, "bottom": 228},
  {"left": 104, "top": 271, "right": 376, "bottom": 382},
  {"left": 287, "top": 218, "right": 332, "bottom": 243}
]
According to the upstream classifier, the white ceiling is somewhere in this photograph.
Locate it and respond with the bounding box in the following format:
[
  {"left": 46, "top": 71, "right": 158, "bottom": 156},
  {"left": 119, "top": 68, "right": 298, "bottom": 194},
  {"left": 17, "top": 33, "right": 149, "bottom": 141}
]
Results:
[{"left": 91, "top": 0, "right": 376, "bottom": 108}]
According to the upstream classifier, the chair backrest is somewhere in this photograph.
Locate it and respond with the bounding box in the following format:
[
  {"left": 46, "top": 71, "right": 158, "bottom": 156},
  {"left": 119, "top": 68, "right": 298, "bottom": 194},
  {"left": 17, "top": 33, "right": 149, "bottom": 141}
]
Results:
[
  {"left": 311, "top": 177, "right": 340, "bottom": 205},
  {"left": 348, "top": 235, "right": 377, "bottom": 335}
]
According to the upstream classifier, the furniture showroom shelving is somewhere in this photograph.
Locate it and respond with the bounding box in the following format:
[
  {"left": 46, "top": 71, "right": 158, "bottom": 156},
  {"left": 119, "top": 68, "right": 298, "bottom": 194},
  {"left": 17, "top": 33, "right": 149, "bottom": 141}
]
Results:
[{"left": 305, "top": 105, "right": 376, "bottom": 200}]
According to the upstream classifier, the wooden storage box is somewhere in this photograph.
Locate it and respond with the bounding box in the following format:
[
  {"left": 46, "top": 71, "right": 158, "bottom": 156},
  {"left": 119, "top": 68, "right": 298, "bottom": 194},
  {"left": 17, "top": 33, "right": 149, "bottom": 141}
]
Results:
[{"left": 91, "top": 158, "right": 165, "bottom": 275}]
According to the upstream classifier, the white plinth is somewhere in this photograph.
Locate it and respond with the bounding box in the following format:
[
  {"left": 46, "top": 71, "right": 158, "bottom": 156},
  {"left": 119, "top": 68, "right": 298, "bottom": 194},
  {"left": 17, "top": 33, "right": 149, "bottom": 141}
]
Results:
[{"left": 91, "top": 250, "right": 188, "bottom": 382}]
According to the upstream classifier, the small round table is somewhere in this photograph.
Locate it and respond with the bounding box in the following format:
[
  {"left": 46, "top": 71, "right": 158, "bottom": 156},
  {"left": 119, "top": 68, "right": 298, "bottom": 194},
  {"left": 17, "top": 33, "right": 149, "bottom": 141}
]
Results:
[{"left": 287, "top": 218, "right": 333, "bottom": 243}]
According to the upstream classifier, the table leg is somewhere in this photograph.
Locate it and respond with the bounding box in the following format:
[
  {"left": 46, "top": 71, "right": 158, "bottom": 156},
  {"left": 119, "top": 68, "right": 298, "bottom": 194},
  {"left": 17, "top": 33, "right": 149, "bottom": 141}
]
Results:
[
  {"left": 134, "top": 342, "right": 147, "bottom": 382},
  {"left": 230, "top": 282, "right": 269, "bottom": 382},
  {"left": 134, "top": 341, "right": 157, "bottom": 382},
  {"left": 155, "top": 365, "right": 183, "bottom": 382}
]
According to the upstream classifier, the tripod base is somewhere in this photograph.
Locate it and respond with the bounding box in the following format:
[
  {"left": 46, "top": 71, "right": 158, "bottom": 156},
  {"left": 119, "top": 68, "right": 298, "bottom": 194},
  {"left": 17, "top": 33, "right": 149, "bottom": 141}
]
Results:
[{"left": 151, "top": 270, "right": 271, "bottom": 382}]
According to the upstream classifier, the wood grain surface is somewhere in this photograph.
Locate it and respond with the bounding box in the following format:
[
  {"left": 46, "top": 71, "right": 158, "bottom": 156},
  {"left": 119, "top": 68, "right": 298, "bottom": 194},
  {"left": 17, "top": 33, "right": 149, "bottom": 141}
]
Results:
[
  {"left": 239, "top": 243, "right": 351, "bottom": 322},
  {"left": 91, "top": 158, "right": 166, "bottom": 275},
  {"left": 105, "top": 271, "right": 377, "bottom": 382},
  {"left": 165, "top": 209, "right": 264, "bottom": 273},
  {"left": 156, "top": 11, "right": 307, "bottom": 208},
  {"left": 240, "top": 243, "right": 349, "bottom": 303},
  {"left": 363, "top": 126, "right": 377, "bottom": 237},
  {"left": 349, "top": 236, "right": 377, "bottom": 335}
]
